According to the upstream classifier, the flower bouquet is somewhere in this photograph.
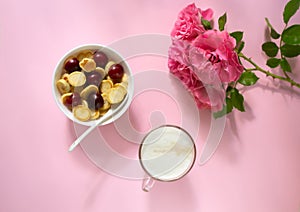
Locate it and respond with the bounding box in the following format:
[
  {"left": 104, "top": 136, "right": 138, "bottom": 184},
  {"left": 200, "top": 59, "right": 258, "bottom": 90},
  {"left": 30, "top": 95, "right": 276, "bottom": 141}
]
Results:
[{"left": 168, "top": 0, "right": 300, "bottom": 118}]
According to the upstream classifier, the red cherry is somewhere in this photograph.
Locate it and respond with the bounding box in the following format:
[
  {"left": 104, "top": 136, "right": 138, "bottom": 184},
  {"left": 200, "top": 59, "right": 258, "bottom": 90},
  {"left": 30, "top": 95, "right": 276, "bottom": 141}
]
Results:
[
  {"left": 86, "top": 72, "right": 103, "bottom": 86},
  {"left": 108, "top": 64, "right": 124, "bottom": 81},
  {"left": 64, "top": 92, "right": 82, "bottom": 109},
  {"left": 64, "top": 58, "right": 81, "bottom": 73},
  {"left": 72, "top": 92, "right": 82, "bottom": 107},
  {"left": 93, "top": 51, "right": 108, "bottom": 67},
  {"left": 87, "top": 93, "right": 104, "bottom": 110}
]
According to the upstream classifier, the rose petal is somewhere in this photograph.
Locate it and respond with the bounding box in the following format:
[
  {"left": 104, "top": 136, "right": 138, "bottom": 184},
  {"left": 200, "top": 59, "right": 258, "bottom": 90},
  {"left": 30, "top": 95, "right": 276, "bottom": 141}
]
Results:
[{"left": 199, "top": 8, "right": 214, "bottom": 20}]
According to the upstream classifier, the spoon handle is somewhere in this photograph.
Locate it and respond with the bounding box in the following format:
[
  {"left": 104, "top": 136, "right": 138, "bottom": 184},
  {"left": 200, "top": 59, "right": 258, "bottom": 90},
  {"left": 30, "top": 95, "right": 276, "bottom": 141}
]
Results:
[
  {"left": 68, "top": 95, "right": 129, "bottom": 152},
  {"left": 68, "top": 122, "right": 100, "bottom": 152}
]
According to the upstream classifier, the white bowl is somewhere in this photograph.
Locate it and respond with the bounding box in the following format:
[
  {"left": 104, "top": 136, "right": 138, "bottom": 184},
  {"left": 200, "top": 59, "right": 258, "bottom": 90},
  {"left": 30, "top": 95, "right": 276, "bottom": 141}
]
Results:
[{"left": 52, "top": 44, "right": 134, "bottom": 126}]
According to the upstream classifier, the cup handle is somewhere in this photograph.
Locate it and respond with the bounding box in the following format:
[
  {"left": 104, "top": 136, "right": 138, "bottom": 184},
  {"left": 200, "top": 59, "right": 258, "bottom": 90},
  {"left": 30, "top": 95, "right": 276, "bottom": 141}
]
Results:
[{"left": 142, "top": 175, "right": 155, "bottom": 192}]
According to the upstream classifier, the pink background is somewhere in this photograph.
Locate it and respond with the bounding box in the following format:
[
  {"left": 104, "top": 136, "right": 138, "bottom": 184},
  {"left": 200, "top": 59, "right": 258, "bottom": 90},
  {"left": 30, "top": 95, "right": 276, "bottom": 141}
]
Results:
[{"left": 1, "top": 0, "right": 300, "bottom": 211}]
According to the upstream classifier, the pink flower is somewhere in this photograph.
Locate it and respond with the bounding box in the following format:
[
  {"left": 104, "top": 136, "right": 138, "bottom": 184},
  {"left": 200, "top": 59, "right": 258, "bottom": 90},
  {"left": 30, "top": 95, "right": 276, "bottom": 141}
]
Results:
[
  {"left": 199, "top": 8, "right": 213, "bottom": 21},
  {"left": 192, "top": 30, "right": 243, "bottom": 82},
  {"left": 168, "top": 3, "right": 243, "bottom": 111},
  {"left": 171, "top": 3, "right": 213, "bottom": 41},
  {"left": 168, "top": 57, "right": 225, "bottom": 111},
  {"left": 192, "top": 84, "right": 225, "bottom": 111},
  {"left": 168, "top": 58, "right": 199, "bottom": 90}
]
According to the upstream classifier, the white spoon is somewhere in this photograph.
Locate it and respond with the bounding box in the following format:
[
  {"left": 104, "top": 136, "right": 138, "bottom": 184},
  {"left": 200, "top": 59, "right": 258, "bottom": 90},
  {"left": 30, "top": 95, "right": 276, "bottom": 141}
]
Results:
[{"left": 68, "top": 94, "right": 129, "bottom": 152}]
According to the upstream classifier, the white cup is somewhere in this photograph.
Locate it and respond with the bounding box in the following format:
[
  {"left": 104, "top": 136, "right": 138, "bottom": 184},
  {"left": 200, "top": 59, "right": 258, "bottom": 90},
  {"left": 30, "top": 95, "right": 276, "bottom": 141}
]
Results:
[{"left": 139, "top": 125, "right": 196, "bottom": 192}]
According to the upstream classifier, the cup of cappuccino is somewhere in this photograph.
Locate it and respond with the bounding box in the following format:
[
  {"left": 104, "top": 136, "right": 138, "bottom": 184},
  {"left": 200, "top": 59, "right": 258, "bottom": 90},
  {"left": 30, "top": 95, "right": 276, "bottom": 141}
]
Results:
[{"left": 139, "top": 125, "right": 196, "bottom": 192}]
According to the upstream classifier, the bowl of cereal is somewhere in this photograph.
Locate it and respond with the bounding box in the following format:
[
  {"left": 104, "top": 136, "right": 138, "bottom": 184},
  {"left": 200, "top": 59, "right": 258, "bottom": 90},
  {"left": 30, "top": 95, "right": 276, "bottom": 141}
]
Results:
[{"left": 52, "top": 44, "right": 134, "bottom": 126}]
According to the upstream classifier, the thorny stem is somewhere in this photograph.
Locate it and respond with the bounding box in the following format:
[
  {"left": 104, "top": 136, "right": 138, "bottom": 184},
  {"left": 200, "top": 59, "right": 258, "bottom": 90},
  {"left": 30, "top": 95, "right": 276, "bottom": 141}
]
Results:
[{"left": 238, "top": 52, "right": 300, "bottom": 89}]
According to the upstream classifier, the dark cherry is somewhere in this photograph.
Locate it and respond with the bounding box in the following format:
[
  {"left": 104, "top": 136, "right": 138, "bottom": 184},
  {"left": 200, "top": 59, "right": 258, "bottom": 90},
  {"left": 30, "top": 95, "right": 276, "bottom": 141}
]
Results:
[
  {"left": 87, "top": 92, "right": 104, "bottom": 110},
  {"left": 72, "top": 92, "right": 82, "bottom": 106},
  {"left": 64, "top": 92, "right": 82, "bottom": 109},
  {"left": 93, "top": 51, "right": 108, "bottom": 67},
  {"left": 86, "top": 72, "right": 103, "bottom": 86},
  {"left": 108, "top": 64, "right": 124, "bottom": 81},
  {"left": 64, "top": 58, "right": 81, "bottom": 73}
]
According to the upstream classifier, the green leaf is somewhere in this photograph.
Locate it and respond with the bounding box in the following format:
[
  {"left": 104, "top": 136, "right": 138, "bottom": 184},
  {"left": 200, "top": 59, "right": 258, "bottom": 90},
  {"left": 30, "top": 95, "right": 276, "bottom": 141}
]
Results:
[
  {"left": 230, "top": 31, "right": 244, "bottom": 45},
  {"left": 271, "top": 29, "right": 281, "bottom": 39},
  {"left": 201, "top": 18, "right": 212, "bottom": 30},
  {"left": 262, "top": 42, "right": 279, "bottom": 57},
  {"left": 230, "top": 31, "right": 245, "bottom": 54},
  {"left": 238, "top": 72, "right": 259, "bottom": 86},
  {"left": 282, "top": 25, "right": 300, "bottom": 45},
  {"left": 265, "top": 18, "right": 280, "bottom": 39},
  {"left": 226, "top": 85, "right": 233, "bottom": 93},
  {"left": 230, "top": 88, "right": 245, "bottom": 112},
  {"left": 283, "top": 0, "right": 300, "bottom": 24},
  {"left": 237, "top": 41, "right": 245, "bottom": 53},
  {"left": 218, "top": 13, "right": 227, "bottom": 31},
  {"left": 280, "top": 58, "right": 292, "bottom": 72},
  {"left": 266, "top": 58, "right": 281, "bottom": 68},
  {"left": 213, "top": 105, "right": 226, "bottom": 118},
  {"left": 281, "top": 44, "right": 300, "bottom": 57},
  {"left": 226, "top": 97, "right": 233, "bottom": 113},
  {"left": 213, "top": 98, "right": 233, "bottom": 118}
]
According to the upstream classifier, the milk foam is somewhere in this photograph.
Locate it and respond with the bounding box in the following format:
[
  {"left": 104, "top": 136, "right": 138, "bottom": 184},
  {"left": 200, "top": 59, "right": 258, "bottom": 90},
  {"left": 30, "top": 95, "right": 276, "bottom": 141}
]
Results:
[{"left": 140, "top": 126, "right": 195, "bottom": 181}]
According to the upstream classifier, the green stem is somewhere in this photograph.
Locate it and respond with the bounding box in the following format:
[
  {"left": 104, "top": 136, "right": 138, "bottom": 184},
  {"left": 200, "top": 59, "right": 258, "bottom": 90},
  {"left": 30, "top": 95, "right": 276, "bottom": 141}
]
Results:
[
  {"left": 279, "top": 24, "right": 290, "bottom": 79},
  {"left": 238, "top": 52, "right": 300, "bottom": 89},
  {"left": 245, "top": 68, "right": 257, "bottom": 72}
]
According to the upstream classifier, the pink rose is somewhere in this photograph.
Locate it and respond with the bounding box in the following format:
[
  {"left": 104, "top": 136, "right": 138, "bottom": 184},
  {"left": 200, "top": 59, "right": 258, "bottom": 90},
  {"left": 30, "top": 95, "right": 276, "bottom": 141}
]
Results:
[
  {"left": 192, "top": 30, "right": 243, "bottom": 82},
  {"left": 168, "top": 3, "right": 243, "bottom": 111},
  {"left": 192, "top": 84, "right": 225, "bottom": 111},
  {"left": 168, "top": 39, "right": 191, "bottom": 66},
  {"left": 168, "top": 58, "right": 225, "bottom": 111},
  {"left": 171, "top": 3, "right": 213, "bottom": 41}
]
